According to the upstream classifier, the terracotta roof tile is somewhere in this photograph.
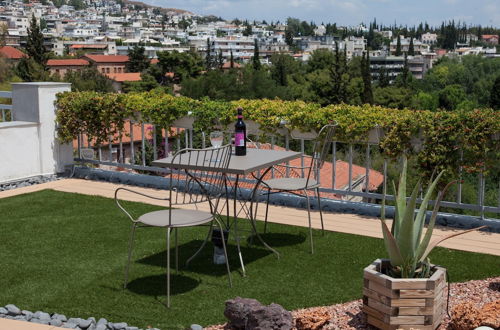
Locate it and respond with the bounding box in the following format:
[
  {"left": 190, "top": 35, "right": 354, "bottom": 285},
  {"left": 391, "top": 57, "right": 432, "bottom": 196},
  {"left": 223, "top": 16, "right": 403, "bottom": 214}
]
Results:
[
  {"left": 70, "top": 44, "right": 108, "bottom": 49},
  {"left": 222, "top": 62, "right": 242, "bottom": 69},
  {"left": 84, "top": 54, "right": 129, "bottom": 63},
  {"left": 0, "top": 46, "right": 26, "bottom": 59},
  {"left": 106, "top": 72, "right": 142, "bottom": 82},
  {"left": 47, "top": 59, "right": 89, "bottom": 66}
]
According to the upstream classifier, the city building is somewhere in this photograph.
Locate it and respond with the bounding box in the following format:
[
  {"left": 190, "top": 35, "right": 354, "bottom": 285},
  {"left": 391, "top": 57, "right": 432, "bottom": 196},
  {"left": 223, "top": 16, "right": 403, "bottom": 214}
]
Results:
[
  {"left": 46, "top": 59, "right": 90, "bottom": 76},
  {"left": 83, "top": 54, "right": 129, "bottom": 74},
  {"left": 482, "top": 35, "right": 499, "bottom": 45}
]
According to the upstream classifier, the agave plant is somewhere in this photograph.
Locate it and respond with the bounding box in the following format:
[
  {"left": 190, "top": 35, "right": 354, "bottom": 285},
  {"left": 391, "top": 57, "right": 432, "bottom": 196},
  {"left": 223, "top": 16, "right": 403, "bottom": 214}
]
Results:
[{"left": 380, "top": 156, "right": 484, "bottom": 278}]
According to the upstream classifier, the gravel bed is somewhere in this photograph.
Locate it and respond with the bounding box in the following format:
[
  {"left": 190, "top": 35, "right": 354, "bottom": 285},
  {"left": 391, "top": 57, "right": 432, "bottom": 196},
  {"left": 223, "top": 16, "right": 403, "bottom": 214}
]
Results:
[
  {"left": 206, "top": 276, "right": 500, "bottom": 329},
  {"left": 0, "top": 174, "right": 62, "bottom": 192},
  {"left": 0, "top": 305, "right": 162, "bottom": 330}
]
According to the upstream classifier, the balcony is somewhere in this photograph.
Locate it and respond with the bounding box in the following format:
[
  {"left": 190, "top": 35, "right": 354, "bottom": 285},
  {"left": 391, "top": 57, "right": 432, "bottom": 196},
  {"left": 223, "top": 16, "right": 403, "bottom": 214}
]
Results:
[{"left": 0, "top": 84, "right": 499, "bottom": 330}]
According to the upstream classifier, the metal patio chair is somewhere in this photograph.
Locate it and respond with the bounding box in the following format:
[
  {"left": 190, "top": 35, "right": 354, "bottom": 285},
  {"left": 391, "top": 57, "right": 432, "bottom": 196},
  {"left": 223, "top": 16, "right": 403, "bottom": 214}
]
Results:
[
  {"left": 261, "top": 124, "right": 336, "bottom": 254},
  {"left": 114, "top": 145, "right": 233, "bottom": 307}
]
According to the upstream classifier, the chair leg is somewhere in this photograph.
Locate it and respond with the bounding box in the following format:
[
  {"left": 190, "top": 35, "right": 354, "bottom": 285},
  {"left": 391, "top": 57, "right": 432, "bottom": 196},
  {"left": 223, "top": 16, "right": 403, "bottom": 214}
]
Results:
[
  {"left": 316, "top": 188, "right": 325, "bottom": 235},
  {"left": 264, "top": 187, "right": 271, "bottom": 233},
  {"left": 304, "top": 189, "right": 314, "bottom": 254},
  {"left": 186, "top": 223, "right": 213, "bottom": 267},
  {"left": 214, "top": 218, "right": 232, "bottom": 288},
  {"left": 124, "top": 223, "right": 137, "bottom": 289},
  {"left": 175, "top": 228, "right": 179, "bottom": 272},
  {"left": 166, "top": 227, "right": 171, "bottom": 308}
]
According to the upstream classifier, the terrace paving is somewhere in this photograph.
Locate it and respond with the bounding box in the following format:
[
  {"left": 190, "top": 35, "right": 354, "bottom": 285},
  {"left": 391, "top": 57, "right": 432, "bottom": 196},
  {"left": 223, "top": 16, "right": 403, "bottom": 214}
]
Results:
[
  {"left": 1, "top": 178, "right": 499, "bottom": 257},
  {"left": 0, "top": 318, "right": 63, "bottom": 329}
]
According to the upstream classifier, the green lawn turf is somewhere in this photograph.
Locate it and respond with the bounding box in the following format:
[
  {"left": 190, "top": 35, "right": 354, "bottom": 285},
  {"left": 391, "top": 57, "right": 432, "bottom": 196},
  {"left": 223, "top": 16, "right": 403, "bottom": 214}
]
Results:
[{"left": 0, "top": 189, "right": 498, "bottom": 329}]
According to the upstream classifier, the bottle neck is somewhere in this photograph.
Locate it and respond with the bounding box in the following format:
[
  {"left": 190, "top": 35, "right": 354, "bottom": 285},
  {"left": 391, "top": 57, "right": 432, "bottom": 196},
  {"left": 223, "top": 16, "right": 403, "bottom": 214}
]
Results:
[{"left": 237, "top": 115, "right": 243, "bottom": 119}]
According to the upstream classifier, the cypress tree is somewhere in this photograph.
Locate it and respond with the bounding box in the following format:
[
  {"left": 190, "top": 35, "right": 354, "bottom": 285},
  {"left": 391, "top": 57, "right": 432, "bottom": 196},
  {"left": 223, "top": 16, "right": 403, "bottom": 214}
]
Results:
[
  {"left": 126, "top": 45, "right": 149, "bottom": 72},
  {"left": 205, "top": 38, "right": 212, "bottom": 70},
  {"left": 408, "top": 37, "right": 415, "bottom": 56},
  {"left": 26, "top": 14, "right": 48, "bottom": 67},
  {"left": 340, "top": 44, "right": 348, "bottom": 102},
  {"left": 252, "top": 39, "right": 261, "bottom": 70},
  {"left": 490, "top": 76, "right": 500, "bottom": 110},
  {"left": 217, "top": 51, "right": 223, "bottom": 70},
  {"left": 230, "top": 50, "right": 234, "bottom": 69},
  {"left": 362, "top": 51, "right": 373, "bottom": 104},
  {"left": 400, "top": 52, "right": 409, "bottom": 87},
  {"left": 395, "top": 34, "right": 402, "bottom": 56}
]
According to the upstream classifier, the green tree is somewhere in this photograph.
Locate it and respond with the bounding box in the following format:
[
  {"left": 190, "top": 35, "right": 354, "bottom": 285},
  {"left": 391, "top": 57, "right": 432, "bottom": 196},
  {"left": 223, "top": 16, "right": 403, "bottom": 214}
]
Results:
[
  {"left": 395, "top": 35, "right": 402, "bottom": 56},
  {"left": 243, "top": 23, "right": 252, "bottom": 36},
  {"left": 307, "top": 49, "right": 335, "bottom": 72},
  {"left": 408, "top": 37, "right": 415, "bottom": 56},
  {"left": 0, "top": 24, "right": 7, "bottom": 47},
  {"left": 205, "top": 38, "right": 213, "bottom": 70},
  {"left": 230, "top": 50, "right": 234, "bottom": 69},
  {"left": 252, "top": 39, "right": 261, "bottom": 70},
  {"left": 362, "top": 52, "right": 373, "bottom": 104},
  {"left": 438, "top": 84, "right": 467, "bottom": 110},
  {"left": 270, "top": 53, "right": 299, "bottom": 86},
  {"left": 373, "top": 86, "right": 412, "bottom": 109},
  {"left": 126, "top": 45, "right": 150, "bottom": 72},
  {"left": 411, "top": 91, "right": 439, "bottom": 111},
  {"left": 157, "top": 50, "right": 203, "bottom": 83},
  {"left": 26, "top": 15, "right": 49, "bottom": 67},
  {"left": 397, "top": 53, "right": 410, "bottom": 87},
  {"left": 377, "top": 66, "right": 390, "bottom": 87},
  {"left": 490, "top": 76, "right": 500, "bottom": 109},
  {"left": 16, "top": 57, "right": 50, "bottom": 81},
  {"left": 64, "top": 67, "right": 114, "bottom": 92},
  {"left": 122, "top": 73, "right": 159, "bottom": 93}
]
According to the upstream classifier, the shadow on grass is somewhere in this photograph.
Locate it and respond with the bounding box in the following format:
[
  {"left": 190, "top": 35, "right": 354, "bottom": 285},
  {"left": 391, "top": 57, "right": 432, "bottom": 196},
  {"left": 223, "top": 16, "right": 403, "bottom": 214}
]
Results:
[
  {"left": 246, "top": 232, "right": 307, "bottom": 248},
  {"left": 126, "top": 273, "right": 199, "bottom": 296},
  {"left": 136, "top": 240, "right": 271, "bottom": 276}
]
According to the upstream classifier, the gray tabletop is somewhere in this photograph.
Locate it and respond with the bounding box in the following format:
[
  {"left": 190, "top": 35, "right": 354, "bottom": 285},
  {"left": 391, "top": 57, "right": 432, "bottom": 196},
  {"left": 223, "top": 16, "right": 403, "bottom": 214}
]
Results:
[{"left": 152, "top": 148, "right": 302, "bottom": 175}]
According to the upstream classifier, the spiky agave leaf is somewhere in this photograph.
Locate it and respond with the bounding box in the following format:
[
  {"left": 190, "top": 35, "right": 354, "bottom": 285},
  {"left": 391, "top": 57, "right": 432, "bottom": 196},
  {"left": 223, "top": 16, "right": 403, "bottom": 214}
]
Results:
[
  {"left": 415, "top": 180, "right": 466, "bottom": 263},
  {"left": 394, "top": 157, "right": 408, "bottom": 235},
  {"left": 418, "top": 226, "right": 486, "bottom": 263},
  {"left": 397, "top": 179, "right": 421, "bottom": 263},
  {"left": 380, "top": 218, "right": 404, "bottom": 267},
  {"left": 413, "top": 171, "right": 444, "bottom": 250}
]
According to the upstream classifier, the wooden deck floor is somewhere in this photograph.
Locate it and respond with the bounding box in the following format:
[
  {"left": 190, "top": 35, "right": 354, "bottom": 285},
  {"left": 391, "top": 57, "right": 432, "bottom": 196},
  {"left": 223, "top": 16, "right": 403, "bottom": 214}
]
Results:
[{"left": 1, "top": 178, "right": 499, "bottom": 257}]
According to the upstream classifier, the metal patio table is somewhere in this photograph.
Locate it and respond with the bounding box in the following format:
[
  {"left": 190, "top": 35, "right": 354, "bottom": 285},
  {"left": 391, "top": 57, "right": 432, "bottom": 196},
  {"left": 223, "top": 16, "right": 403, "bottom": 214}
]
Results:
[{"left": 152, "top": 148, "right": 302, "bottom": 276}]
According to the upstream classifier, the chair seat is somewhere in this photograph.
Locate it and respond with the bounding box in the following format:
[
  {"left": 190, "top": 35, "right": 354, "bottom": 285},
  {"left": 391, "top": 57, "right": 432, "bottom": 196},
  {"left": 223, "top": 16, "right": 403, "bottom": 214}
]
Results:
[
  {"left": 262, "top": 177, "right": 319, "bottom": 191},
  {"left": 138, "top": 209, "right": 213, "bottom": 228}
]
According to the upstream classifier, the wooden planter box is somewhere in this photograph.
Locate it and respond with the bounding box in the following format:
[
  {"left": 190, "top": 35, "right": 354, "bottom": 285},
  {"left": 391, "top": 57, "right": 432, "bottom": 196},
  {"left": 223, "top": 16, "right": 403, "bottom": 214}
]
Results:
[{"left": 363, "top": 259, "right": 447, "bottom": 330}]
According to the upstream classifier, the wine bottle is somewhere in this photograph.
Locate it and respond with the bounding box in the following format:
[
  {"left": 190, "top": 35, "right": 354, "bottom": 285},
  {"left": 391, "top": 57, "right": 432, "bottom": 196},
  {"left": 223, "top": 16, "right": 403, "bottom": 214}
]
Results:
[{"left": 234, "top": 107, "right": 246, "bottom": 156}]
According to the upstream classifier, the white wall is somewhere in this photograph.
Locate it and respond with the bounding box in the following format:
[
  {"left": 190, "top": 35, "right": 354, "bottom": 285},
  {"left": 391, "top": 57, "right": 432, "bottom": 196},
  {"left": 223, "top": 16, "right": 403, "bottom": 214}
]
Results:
[
  {"left": 0, "top": 82, "right": 73, "bottom": 183},
  {"left": 0, "top": 122, "right": 40, "bottom": 182}
]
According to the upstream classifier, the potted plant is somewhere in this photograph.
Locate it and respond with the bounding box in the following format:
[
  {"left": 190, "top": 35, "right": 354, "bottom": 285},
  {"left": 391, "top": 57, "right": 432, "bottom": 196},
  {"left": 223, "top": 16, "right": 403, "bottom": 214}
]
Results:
[{"left": 363, "top": 156, "right": 484, "bottom": 330}]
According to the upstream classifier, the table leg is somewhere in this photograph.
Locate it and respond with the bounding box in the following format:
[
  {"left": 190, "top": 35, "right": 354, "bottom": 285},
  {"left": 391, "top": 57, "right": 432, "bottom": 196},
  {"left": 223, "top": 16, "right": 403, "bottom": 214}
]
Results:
[
  {"left": 232, "top": 174, "right": 246, "bottom": 276},
  {"left": 249, "top": 166, "right": 280, "bottom": 259}
]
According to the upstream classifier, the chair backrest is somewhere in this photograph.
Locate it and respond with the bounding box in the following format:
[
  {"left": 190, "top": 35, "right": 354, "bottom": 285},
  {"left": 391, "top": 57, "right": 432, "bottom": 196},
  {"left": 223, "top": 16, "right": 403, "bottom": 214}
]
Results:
[
  {"left": 308, "top": 124, "right": 336, "bottom": 183},
  {"left": 167, "top": 145, "right": 232, "bottom": 221}
]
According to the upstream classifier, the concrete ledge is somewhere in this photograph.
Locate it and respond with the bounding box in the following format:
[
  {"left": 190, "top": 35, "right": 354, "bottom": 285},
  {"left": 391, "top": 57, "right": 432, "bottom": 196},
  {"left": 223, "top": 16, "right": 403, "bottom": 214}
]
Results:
[{"left": 73, "top": 167, "right": 500, "bottom": 233}]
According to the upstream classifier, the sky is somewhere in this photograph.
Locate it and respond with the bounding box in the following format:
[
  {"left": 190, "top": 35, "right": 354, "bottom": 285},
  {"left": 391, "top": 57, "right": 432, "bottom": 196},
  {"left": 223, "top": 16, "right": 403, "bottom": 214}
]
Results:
[{"left": 143, "top": 0, "right": 500, "bottom": 27}]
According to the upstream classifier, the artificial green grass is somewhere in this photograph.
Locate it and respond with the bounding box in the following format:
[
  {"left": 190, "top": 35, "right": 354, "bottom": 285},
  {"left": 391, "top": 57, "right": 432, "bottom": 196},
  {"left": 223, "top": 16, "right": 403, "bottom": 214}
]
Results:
[{"left": 0, "top": 189, "right": 498, "bottom": 329}]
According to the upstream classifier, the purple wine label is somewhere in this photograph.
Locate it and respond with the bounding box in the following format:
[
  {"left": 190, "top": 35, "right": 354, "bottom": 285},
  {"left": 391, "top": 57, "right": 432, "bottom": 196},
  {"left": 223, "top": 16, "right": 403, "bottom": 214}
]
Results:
[{"left": 235, "top": 132, "right": 245, "bottom": 146}]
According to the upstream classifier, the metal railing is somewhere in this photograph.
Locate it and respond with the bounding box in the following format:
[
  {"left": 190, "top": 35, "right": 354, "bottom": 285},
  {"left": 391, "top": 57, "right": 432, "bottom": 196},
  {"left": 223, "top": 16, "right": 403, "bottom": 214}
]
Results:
[
  {"left": 72, "top": 118, "right": 500, "bottom": 221},
  {"left": 0, "top": 91, "right": 12, "bottom": 122}
]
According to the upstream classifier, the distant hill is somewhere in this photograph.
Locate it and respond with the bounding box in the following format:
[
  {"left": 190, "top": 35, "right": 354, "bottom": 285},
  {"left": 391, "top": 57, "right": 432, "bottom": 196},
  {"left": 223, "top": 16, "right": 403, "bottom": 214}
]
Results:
[{"left": 122, "top": 0, "right": 194, "bottom": 15}]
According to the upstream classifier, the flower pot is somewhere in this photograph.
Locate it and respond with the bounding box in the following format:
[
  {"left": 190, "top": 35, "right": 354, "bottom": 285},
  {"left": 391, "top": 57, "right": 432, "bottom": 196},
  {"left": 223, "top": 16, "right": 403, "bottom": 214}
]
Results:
[{"left": 363, "top": 259, "right": 447, "bottom": 330}]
